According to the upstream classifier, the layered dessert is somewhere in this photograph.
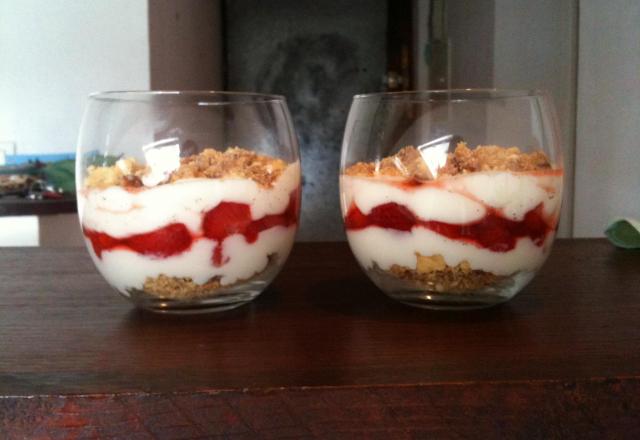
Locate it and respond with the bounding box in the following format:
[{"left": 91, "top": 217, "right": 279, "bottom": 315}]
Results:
[
  {"left": 79, "top": 147, "right": 300, "bottom": 300},
  {"left": 341, "top": 143, "right": 563, "bottom": 297}
]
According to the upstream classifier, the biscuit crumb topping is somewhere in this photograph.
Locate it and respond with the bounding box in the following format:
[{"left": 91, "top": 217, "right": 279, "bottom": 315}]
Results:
[
  {"left": 344, "top": 142, "right": 551, "bottom": 179},
  {"left": 85, "top": 158, "right": 147, "bottom": 189},
  {"left": 85, "top": 147, "right": 289, "bottom": 189},
  {"left": 169, "top": 147, "right": 287, "bottom": 186}
]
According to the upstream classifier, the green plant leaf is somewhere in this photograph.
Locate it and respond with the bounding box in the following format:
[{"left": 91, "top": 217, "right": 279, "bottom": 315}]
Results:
[
  {"left": 605, "top": 218, "right": 640, "bottom": 249},
  {"left": 42, "top": 159, "right": 76, "bottom": 193}
]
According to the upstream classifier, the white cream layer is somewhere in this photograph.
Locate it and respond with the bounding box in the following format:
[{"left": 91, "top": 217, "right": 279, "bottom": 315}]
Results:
[
  {"left": 341, "top": 170, "right": 562, "bottom": 275},
  {"left": 80, "top": 161, "right": 300, "bottom": 238},
  {"left": 80, "top": 161, "right": 299, "bottom": 292},
  {"left": 341, "top": 171, "right": 562, "bottom": 223},
  {"left": 88, "top": 225, "right": 296, "bottom": 293},
  {"left": 346, "top": 227, "right": 553, "bottom": 275}
]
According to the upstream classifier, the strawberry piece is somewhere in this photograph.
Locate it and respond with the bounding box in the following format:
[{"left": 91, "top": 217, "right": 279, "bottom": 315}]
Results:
[
  {"left": 522, "top": 203, "right": 547, "bottom": 245},
  {"left": 83, "top": 228, "right": 120, "bottom": 258},
  {"left": 345, "top": 202, "right": 417, "bottom": 231},
  {"left": 124, "top": 223, "right": 192, "bottom": 258},
  {"left": 369, "top": 203, "right": 416, "bottom": 231},
  {"left": 473, "top": 214, "right": 514, "bottom": 252},
  {"left": 203, "top": 193, "right": 299, "bottom": 266},
  {"left": 344, "top": 203, "right": 369, "bottom": 230},
  {"left": 202, "top": 202, "right": 253, "bottom": 241}
]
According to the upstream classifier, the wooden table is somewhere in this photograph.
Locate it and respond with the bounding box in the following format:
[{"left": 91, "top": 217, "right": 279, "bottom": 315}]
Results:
[
  {"left": 1, "top": 240, "right": 639, "bottom": 438},
  {"left": 0, "top": 194, "right": 76, "bottom": 216}
]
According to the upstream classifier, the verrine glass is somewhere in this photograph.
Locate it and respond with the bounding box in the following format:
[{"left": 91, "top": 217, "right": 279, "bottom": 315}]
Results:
[
  {"left": 77, "top": 91, "right": 301, "bottom": 313},
  {"left": 340, "top": 90, "right": 563, "bottom": 309}
]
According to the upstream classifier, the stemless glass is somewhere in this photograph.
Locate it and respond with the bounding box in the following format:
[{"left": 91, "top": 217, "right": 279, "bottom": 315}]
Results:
[
  {"left": 76, "top": 91, "right": 300, "bottom": 313},
  {"left": 340, "top": 90, "right": 563, "bottom": 309}
]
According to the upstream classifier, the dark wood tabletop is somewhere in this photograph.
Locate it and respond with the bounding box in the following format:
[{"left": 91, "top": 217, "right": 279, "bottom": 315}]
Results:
[
  {"left": 1, "top": 240, "right": 639, "bottom": 439},
  {"left": 0, "top": 193, "right": 76, "bottom": 216}
]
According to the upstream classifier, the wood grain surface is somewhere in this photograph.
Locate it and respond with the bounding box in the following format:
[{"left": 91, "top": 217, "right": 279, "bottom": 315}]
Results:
[
  {"left": 1, "top": 240, "right": 639, "bottom": 438},
  {"left": 0, "top": 194, "right": 76, "bottom": 216}
]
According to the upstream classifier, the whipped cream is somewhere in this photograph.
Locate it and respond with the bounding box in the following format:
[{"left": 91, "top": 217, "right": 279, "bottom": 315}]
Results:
[{"left": 342, "top": 170, "right": 563, "bottom": 276}]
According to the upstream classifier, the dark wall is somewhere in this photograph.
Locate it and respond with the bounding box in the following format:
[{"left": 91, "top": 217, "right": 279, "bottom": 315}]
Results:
[{"left": 225, "top": 0, "right": 387, "bottom": 241}]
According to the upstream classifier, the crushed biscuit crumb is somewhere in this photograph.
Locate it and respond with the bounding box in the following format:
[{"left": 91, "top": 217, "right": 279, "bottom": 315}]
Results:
[
  {"left": 138, "top": 254, "right": 278, "bottom": 300},
  {"left": 415, "top": 253, "right": 447, "bottom": 273},
  {"left": 394, "top": 146, "right": 435, "bottom": 180},
  {"left": 344, "top": 142, "right": 552, "bottom": 179},
  {"left": 85, "top": 158, "right": 148, "bottom": 189},
  {"left": 385, "top": 253, "right": 505, "bottom": 293},
  {"left": 343, "top": 146, "right": 421, "bottom": 179},
  {"left": 169, "top": 147, "right": 287, "bottom": 187},
  {"left": 143, "top": 274, "right": 222, "bottom": 299},
  {"left": 439, "top": 142, "right": 551, "bottom": 176},
  {"left": 85, "top": 147, "right": 289, "bottom": 189}
]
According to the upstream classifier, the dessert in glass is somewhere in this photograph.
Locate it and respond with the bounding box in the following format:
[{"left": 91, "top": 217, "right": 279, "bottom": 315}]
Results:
[
  {"left": 340, "top": 90, "right": 563, "bottom": 309},
  {"left": 76, "top": 92, "right": 300, "bottom": 313}
]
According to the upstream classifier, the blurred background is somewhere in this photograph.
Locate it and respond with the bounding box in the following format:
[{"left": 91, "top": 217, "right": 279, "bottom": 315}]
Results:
[{"left": 0, "top": 0, "right": 638, "bottom": 245}]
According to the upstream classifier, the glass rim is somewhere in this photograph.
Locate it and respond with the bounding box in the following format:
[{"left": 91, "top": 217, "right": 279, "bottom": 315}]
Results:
[
  {"left": 353, "top": 88, "right": 549, "bottom": 101},
  {"left": 88, "top": 90, "right": 286, "bottom": 104}
]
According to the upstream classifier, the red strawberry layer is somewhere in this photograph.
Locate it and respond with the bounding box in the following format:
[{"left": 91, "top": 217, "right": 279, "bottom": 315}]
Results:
[
  {"left": 344, "top": 202, "right": 554, "bottom": 252},
  {"left": 84, "top": 223, "right": 192, "bottom": 258},
  {"left": 84, "top": 189, "right": 299, "bottom": 264},
  {"left": 203, "top": 191, "right": 299, "bottom": 266}
]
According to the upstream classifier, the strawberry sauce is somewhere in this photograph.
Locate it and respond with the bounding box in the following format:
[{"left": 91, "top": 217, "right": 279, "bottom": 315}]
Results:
[
  {"left": 344, "top": 202, "right": 553, "bottom": 252},
  {"left": 84, "top": 190, "right": 299, "bottom": 264},
  {"left": 203, "top": 191, "right": 299, "bottom": 266},
  {"left": 84, "top": 223, "right": 192, "bottom": 259}
]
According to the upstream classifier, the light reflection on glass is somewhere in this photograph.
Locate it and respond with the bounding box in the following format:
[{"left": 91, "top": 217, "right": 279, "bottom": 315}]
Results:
[
  {"left": 141, "top": 137, "right": 181, "bottom": 186},
  {"left": 417, "top": 134, "right": 455, "bottom": 178}
]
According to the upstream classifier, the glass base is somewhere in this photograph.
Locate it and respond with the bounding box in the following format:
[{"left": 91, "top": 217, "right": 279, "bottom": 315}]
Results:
[
  {"left": 367, "top": 268, "right": 535, "bottom": 310},
  {"left": 388, "top": 291, "right": 510, "bottom": 310},
  {"left": 116, "top": 258, "right": 285, "bottom": 314},
  {"left": 125, "top": 290, "right": 261, "bottom": 314},
  {"left": 123, "top": 276, "right": 275, "bottom": 314}
]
